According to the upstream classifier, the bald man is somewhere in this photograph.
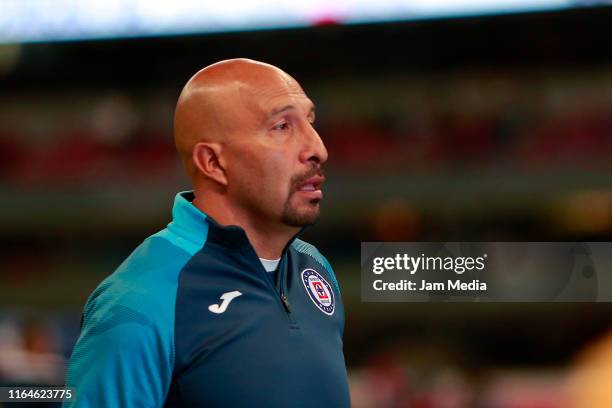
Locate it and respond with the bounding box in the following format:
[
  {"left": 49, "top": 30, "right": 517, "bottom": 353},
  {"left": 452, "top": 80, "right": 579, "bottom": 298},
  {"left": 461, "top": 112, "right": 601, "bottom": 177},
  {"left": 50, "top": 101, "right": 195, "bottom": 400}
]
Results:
[{"left": 64, "top": 59, "right": 350, "bottom": 407}]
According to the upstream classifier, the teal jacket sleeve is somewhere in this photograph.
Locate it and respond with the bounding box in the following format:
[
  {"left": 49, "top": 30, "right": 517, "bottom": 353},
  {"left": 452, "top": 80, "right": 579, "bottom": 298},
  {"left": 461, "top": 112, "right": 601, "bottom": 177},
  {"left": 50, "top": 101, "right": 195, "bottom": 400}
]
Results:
[
  {"left": 63, "top": 236, "right": 190, "bottom": 407},
  {"left": 64, "top": 302, "right": 172, "bottom": 407}
]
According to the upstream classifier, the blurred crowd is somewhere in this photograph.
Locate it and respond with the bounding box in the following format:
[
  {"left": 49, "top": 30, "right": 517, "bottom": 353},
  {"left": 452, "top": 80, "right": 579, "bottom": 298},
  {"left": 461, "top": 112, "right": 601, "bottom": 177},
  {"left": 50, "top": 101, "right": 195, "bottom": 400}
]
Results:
[
  {"left": 0, "top": 315, "right": 71, "bottom": 387},
  {"left": 2, "top": 70, "right": 612, "bottom": 188}
]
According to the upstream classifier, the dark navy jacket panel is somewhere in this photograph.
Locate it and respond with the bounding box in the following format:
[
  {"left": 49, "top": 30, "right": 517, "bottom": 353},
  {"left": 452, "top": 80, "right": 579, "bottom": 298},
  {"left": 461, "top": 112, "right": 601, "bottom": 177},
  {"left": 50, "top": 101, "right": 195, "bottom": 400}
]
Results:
[{"left": 169, "top": 216, "right": 350, "bottom": 407}]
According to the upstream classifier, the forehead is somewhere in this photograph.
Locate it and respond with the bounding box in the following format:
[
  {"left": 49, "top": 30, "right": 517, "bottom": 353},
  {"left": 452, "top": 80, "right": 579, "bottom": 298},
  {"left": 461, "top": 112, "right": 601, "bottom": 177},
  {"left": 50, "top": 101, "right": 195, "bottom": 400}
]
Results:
[{"left": 236, "top": 72, "right": 313, "bottom": 119}]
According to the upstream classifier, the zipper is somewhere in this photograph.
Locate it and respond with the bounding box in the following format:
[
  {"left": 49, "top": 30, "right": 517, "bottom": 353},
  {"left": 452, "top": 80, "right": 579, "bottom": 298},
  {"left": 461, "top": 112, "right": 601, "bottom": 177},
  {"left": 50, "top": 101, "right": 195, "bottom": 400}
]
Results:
[
  {"left": 275, "top": 250, "right": 299, "bottom": 328},
  {"left": 226, "top": 223, "right": 301, "bottom": 325},
  {"left": 277, "top": 254, "right": 290, "bottom": 314},
  {"left": 256, "top": 257, "right": 290, "bottom": 316},
  {"left": 241, "top": 239, "right": 294, "bottom": 320},
  {"left": 280, "top": 293, "right": 291, "bottom": 314},
  {"left": 204, "top": 216, "right": 302, "bottom": 323}
]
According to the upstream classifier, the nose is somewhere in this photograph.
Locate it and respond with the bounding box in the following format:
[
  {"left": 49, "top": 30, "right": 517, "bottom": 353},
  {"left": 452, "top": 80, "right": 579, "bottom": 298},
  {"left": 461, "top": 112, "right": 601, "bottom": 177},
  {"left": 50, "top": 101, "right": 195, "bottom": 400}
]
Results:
[{"left": 300, "top": 124, "right": 328, "bottom": 165}]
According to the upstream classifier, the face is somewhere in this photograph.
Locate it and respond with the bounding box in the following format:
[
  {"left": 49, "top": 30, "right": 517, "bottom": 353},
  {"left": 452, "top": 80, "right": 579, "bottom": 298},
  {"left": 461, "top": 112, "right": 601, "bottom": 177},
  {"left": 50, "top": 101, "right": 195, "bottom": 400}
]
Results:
[{"left": 222, "top": 70, "right": 328, "bottom": 229}]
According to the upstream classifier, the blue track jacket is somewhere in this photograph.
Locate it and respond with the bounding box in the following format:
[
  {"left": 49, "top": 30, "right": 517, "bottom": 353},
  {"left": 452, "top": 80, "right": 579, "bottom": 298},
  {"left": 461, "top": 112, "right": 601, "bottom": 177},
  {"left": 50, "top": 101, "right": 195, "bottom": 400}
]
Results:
[{"left": 64, "top": 191, "right": 350, "bottom": 407}]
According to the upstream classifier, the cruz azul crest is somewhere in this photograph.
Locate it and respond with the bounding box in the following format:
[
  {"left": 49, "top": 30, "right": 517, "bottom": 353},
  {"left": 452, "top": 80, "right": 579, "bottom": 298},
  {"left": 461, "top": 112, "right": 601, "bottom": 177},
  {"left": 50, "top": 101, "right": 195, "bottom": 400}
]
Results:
[{"left": 301, "top": 268, "right": 335, "bottom": 315}]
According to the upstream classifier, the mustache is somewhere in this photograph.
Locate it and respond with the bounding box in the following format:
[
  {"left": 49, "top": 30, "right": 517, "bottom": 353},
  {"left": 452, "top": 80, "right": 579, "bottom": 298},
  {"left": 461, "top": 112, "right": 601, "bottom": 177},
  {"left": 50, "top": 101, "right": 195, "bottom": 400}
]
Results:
[{"left": 290, "top": 166, "right": 325, "bottom": 190}]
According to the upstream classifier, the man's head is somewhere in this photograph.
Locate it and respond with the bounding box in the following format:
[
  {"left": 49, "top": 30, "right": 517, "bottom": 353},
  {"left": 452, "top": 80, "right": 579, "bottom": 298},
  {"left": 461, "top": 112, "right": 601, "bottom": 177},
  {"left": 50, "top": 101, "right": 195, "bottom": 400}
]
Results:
[{"left": 174, "top": 58, "right": 328, "bottom": 230}]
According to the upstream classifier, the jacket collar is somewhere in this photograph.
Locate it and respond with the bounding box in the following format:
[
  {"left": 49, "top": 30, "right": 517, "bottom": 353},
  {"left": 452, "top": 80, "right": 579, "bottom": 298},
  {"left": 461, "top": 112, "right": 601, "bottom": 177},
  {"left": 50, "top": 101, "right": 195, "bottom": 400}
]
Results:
[
  {"left": 171, "top": 191, "right": 304, "bottom": 255},
  {"left": 172, "top": 191, "right": 208, "bottom": 234}
]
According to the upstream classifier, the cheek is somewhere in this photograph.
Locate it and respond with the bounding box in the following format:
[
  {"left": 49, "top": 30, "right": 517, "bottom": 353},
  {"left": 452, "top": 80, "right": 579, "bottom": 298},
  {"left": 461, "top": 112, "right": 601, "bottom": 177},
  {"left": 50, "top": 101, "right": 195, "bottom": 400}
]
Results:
[
  {"left": 264, "top": 152, "right": 294, "bottom": 194},
  {"left": 228, "top": 148, "right": 291, "bottom": 198}
]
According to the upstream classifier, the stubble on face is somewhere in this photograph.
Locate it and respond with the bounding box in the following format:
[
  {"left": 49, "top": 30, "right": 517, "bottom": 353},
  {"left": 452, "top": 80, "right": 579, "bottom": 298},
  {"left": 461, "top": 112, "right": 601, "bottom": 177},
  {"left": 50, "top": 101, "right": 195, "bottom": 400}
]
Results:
[{"left": 281, "top": 166, "right": 325, "bottom": 227}]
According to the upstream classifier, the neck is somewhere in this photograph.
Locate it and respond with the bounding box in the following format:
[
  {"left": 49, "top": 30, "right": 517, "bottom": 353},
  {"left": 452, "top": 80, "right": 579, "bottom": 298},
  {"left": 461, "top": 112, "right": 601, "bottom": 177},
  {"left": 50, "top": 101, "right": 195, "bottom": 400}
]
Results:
[{"left": 192, "top": 191, "right": 299, "bottom": 259}]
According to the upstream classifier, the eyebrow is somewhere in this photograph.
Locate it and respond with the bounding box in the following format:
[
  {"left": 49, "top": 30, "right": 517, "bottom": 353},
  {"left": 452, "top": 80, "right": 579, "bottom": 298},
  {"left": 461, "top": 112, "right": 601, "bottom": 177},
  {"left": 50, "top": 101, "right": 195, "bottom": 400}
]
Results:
[{"left": 269, "top": 103, "right": 316, "bottom": 119}]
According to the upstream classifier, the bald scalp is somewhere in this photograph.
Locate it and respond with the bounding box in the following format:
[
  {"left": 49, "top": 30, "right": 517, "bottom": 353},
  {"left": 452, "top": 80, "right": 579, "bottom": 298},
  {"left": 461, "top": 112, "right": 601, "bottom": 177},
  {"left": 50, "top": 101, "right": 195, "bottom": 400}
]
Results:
[{"left": 173, "top": 58, "right": 294, "bottom": 176}]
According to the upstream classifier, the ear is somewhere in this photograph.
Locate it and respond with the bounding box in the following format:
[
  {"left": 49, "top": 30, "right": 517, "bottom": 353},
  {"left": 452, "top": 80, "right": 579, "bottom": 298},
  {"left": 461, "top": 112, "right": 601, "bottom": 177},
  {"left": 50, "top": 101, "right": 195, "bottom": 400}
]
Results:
[{"left": 192, "top": 142, "right": 228, "bottom": 186}]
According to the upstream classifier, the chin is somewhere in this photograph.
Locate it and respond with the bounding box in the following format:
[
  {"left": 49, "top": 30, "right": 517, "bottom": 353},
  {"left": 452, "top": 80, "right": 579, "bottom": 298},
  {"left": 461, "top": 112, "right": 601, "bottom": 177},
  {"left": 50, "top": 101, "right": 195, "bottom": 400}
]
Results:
[{"left": 281, "top": 203, "right": 321, "bottom": 227}]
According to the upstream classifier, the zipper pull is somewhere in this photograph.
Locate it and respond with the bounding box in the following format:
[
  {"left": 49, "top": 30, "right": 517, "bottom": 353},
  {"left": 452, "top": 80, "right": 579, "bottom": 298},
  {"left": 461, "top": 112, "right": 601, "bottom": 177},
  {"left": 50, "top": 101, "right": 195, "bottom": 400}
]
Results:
[{"left": 280, "top": 294, "right": 292, "bottom": 313}]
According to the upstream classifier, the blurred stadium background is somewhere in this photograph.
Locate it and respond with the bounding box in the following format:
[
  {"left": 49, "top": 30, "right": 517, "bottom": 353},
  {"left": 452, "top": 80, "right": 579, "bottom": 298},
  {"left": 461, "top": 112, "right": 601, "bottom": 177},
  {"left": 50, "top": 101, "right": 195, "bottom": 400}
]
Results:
[{"left": 2, "top": 1, "right": 612, "bottom": 406}]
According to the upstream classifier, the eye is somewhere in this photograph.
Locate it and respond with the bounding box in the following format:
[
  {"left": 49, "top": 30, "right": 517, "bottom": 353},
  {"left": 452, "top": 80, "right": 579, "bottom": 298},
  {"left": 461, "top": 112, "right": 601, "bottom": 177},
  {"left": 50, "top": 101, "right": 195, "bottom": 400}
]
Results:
[{"left": 272, "top": 121, "right": 290, "bottom": 131}]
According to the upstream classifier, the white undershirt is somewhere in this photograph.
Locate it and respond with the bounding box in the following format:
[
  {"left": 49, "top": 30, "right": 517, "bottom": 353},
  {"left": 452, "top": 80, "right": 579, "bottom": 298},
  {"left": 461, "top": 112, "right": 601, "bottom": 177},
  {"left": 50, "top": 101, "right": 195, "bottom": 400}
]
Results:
[{"left": 259, "top": 257, "right": 281, "bottom": 272}]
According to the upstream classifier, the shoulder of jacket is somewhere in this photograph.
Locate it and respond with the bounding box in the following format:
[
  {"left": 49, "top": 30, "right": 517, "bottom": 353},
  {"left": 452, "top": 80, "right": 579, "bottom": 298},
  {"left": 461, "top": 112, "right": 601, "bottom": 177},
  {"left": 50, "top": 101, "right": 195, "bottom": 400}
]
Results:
[
  {"left": 82, "top": 235, "right": 193, "bottom": 330},
  {"left": 291, "top": 239, "right": 340, "bottom": 293}
]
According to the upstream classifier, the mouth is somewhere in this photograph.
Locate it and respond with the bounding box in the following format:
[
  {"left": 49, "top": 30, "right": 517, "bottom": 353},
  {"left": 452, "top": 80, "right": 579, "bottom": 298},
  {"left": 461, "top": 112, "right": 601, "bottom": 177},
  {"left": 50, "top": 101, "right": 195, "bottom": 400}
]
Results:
[{"left": 295, "top": 175, "right": 325, "bottom": 200}]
